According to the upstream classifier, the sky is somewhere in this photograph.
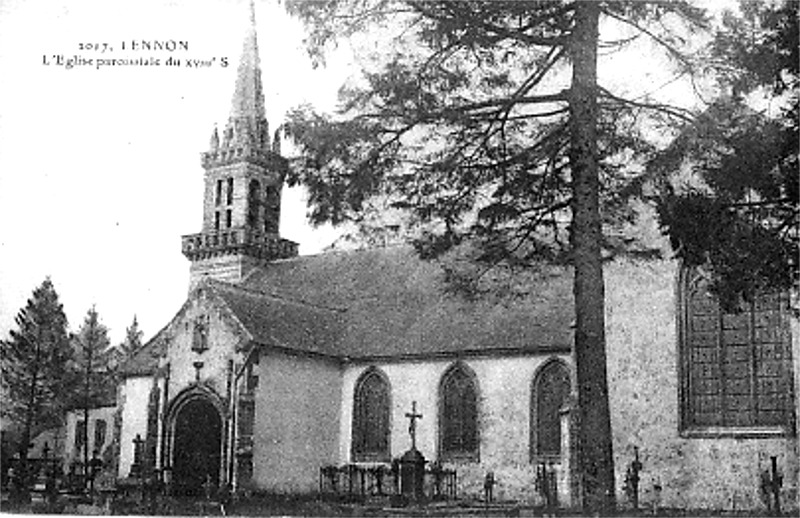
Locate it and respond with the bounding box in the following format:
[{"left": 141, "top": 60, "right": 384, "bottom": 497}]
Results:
[
  {"left": 0, "top": 0, "right": 353, "bottom": 345},
  {"left": 0, "top": 0, "right": 735, "bottom": 346}
]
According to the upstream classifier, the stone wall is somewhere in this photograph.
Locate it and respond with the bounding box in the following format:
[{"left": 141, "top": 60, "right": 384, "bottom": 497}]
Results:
[
  {"left": 332, "top": 258, "right": 798, "bottom": 512},
  {"left": 340, "top": 355, "right": 571, "bottom": 504},
  {"left": 202, "top": 163, "right": 249, "bottom": 233},
  {"left": 118, "top": 286, "right": 245, "bottom": 479},
  {"left": 605, "top": 259, "right": 798, "bottom": 513},
  {"left": 164, "top": 290, "right": 240, "bottom": 399},
  {"left": 189, "top": 254, "right": 262, "bottom": 291},
  {"left": 253, "top": 351, "right": 342, "bottom": 493}
]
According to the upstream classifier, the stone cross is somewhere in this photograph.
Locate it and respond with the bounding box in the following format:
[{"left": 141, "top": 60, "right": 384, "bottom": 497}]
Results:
[{"left": 405, "top": 401, "right": 423, "bottom": 450}]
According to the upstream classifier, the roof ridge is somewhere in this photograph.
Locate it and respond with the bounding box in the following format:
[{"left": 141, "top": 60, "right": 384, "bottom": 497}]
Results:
[
  {"left": 210, "top": 278, "right": 348, "bottom": 314},
  {"left": 253, "top": 242, "right": 414, "bottom": 265}
]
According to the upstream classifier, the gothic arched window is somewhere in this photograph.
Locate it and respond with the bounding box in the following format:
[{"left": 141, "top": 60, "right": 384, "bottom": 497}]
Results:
[
  {"left": 247, "top": 179, "right": 261, "bottom": 228},
  {"left": 351, "top": 368, "right": 391, "bottom": 462},
  {"left": 439, "top": 363, "right": 479, "bottom": 461},
  {"left": 531, "top": 359, "right": 571, "bottom": 460},
  {"left": 680, "top": 266, "right": 796, "bottom": 434}
]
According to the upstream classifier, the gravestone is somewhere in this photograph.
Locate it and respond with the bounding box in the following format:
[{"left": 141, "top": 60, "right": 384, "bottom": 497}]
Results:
[
  {"left": 129, "top": 434, "right": 144, "bottom": 478},
  {"left": 761, "top": 456, "right": 782, "bottom": 515}
]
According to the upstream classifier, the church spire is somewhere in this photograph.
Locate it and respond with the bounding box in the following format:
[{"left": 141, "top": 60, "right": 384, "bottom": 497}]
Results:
[
  {"left": 226, "top": 0, "right": 269, "bottom": 149},
  {"left": 184, "top": 0, "right": 297, "bottom": 290}
]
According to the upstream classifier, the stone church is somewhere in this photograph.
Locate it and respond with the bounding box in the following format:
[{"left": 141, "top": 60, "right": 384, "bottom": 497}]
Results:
[{"left": 116, "top": 4, "right": 799, "bottom": 512}]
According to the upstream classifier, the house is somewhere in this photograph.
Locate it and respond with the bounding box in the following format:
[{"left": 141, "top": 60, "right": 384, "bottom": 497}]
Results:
[
  {"left": 62, "top": 405, "right": 117, "bottom": 473},
  {"left": 115, "top": 2, "right": 799, "bottom": 512}
]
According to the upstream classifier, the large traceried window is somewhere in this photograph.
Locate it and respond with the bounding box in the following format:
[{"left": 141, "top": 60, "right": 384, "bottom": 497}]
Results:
[
  {"left": 439, "top": 363, "right": 479, "bottom": 462},
  {"left": 531, "top": 359, "right": 571, "bottom": 460},
  {"left": 351, "top": 368, "right": 391, "bottom": 462},
  {"left": 680, "top": 267, "right": 796, "bottom": 435}
]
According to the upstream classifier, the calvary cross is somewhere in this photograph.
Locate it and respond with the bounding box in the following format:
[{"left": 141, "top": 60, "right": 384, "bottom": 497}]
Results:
[{"left": 405, "top": 401, "right": 423, "bottom": 450}]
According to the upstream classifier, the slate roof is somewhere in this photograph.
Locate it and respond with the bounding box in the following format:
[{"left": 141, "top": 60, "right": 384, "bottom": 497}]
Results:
[
  {"left": 120, "top": 245, "right": 574, "bottom": 376},
  {"left": 209, "top": 282, "right": 344, "bottom": 358},
  {"left": 242, "top": 245, "right": 574, "bottom": 360}
]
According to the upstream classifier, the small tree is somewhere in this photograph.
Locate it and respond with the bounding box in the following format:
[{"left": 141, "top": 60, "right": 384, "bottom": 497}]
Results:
[
  {"left": 0, "top": 278, "right": 72, "bottom": 493},
  {"left": 120, "top": 315, "right": 143, "bottom": 358},
  {"left": 70, "top": 306, "right": 111, "bottom": 487}
]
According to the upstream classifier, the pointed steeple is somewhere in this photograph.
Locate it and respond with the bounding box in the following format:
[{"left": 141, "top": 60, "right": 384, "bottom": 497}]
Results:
[
  {"left": 226, "top": 0, "right": 269, "bottom": 150},
  {"left": 185, "top": 0, "right": 297, "bottom": 290}
]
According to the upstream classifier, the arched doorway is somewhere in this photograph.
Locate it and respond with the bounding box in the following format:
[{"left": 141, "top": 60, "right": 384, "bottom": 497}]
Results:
[{"left": 172, "top": 397, "right": 222, "bottom": 495}]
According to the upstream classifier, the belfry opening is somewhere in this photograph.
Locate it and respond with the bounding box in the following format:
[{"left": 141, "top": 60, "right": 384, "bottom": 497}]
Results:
[{"left": 171, "top": 397, "right": 223, "bottom": 496}]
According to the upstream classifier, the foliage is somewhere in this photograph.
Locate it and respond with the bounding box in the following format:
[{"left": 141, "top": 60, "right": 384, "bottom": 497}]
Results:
[
  {"left": 283, "top": 1, "right": 709, "bottom": 511},
  {"left": 284, "top": 1, "right": 707, "bottom": 274},
  {"left": 653, "top": 0, "right": 798, "bottom": 307},
  {"left": 0, "top": 278, "right": 72, "bottom": 457},
  {"left": 70, "top": 306, "right": 113, "bottom": 412},
  {"left": 121, "top": 315, "right": 143, "bottom": 356},
  {"left": 711, "top": 0, "right": 798, "bottom": 97},
  {"left": 67, "top": 306, "right": 113, "bottom": 486}
]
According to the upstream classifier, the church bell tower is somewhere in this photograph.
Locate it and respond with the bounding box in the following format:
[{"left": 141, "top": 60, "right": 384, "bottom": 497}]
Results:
[{"left": 182, "top": 1, "right": 298, "bottom": 289}]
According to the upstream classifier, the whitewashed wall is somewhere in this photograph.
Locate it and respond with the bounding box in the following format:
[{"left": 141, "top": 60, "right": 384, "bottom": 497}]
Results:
[
  {"left": 118, "top": 377, "right": 152, "bottom": 478},
  {"left": 252, "top": 351, "right": 342, "bottom": 493},
  {"left": 339, "top": 354, "right": 570, "bottom": 502},
  {"left": 605, "top": 259, "right": 798, "bottom": 513}
]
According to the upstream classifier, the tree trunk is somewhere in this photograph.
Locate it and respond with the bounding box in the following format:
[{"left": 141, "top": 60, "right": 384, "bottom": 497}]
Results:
[
  {"left": 18, "top": 334, "right": 44, "bottom": 500},
  {"left": 83, "top": 331, "right": 94, "bottom": 489},
  {"left": 568, "top": 2, "right": 616, "bottom": 513}
]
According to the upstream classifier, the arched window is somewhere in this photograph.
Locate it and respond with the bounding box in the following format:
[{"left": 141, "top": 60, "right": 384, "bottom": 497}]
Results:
[
  {"left": 680, "top": 266, "right": 796, "bottom": 434},
  {"left": 531, "top": 359, "right": 571, "bottom": 460},
  {"left": 75, "top": 420, "right": 87, "bottom": 452},
  {"left": 439, "top": 363, "right": 479, "bottom": 461},
  {"left": 93, "top": 419, "right": 107, "bottom": 454},
  {"left": 264, "top": 185, "right": 280, "bottom": 234},
  {"left": 351, "top": 368, "right": 391, "bottom": 462},
  {"left": 247, "top": 179, "right": 261, "bottom": 228},
  {"left": 226, "top": 177, "right": 234, "bottom": 205}
]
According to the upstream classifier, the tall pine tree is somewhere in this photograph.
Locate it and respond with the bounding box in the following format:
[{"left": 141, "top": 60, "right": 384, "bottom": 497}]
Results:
[
  {"left": 0, "top": 278, "right": 72, "bottom": 489},
  {"left": 283, "top": 1, "right": 709, "bottom": 511}
]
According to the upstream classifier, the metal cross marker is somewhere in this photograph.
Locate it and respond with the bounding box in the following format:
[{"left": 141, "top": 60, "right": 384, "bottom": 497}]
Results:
[{"left": 405, "top": 401, "right": 423, "bottom": 450}]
